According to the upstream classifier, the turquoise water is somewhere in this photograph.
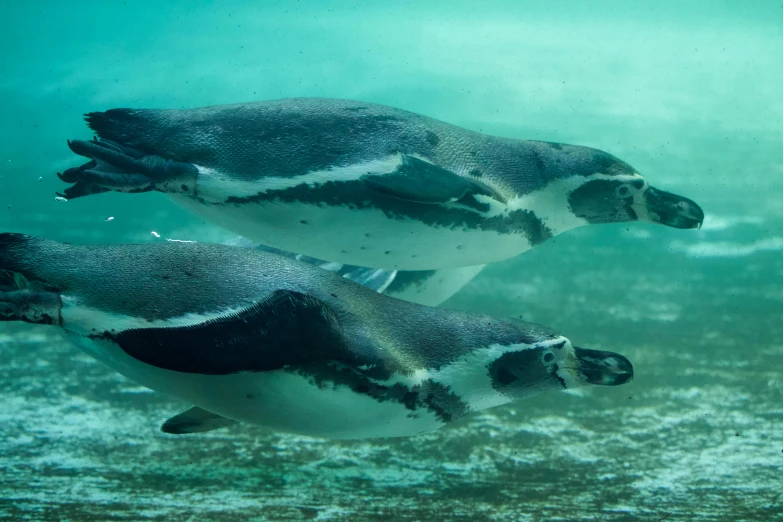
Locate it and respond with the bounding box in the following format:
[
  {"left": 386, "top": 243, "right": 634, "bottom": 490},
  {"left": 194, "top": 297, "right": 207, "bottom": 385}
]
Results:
[{"left": 1, "top": 1, "right": 781, "bottom": 520}]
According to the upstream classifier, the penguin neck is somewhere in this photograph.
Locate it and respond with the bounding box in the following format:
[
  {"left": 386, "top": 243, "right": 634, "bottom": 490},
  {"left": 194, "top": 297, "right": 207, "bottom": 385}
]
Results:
[{"left": 362, "top": 302, "right": 553, "bottom": 413}]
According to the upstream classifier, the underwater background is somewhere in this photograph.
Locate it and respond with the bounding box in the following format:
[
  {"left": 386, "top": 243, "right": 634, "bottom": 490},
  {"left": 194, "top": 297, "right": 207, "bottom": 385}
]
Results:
[{"left": 1, "top": 1, "right": 781, "bottom": 520}]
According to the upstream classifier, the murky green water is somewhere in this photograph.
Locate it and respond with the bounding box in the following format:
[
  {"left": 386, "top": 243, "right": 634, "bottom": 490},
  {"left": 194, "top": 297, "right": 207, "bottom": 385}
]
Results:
[{"left": 1, "top": 1, "right": 781, "bottom": 520}]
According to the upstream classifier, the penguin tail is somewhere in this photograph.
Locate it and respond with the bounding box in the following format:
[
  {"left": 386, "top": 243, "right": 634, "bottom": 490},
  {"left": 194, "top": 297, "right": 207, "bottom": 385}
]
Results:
[
  {"left": 0, "top": 234, "right": 63, "bottom": 324},
  {"left": 0, "top": 233, "right": 61, "bottom": 291},
  {"left": 0, "top": 233, "right": 41, "bottom": 271},
  {"left": 84, "top": 108, "right": 152, "bottom": 148}
]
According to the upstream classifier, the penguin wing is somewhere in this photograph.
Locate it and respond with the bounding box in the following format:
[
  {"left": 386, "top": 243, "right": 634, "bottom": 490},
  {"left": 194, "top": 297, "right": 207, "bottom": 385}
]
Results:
[
  {"left": 362, "top": 155, "right": 505, "bottom": 205},
  {"left": 100, "top": 289, "right": 357, "bottom": 375}
]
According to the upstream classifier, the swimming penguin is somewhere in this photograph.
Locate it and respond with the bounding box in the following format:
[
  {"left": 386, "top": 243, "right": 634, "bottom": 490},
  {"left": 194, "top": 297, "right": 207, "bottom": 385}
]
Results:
[
  {"left": 58, "top": 98, "right": 704, "bottom": 271},
  {"left": 231, "top": 237, "right": 485, "bottom": 307},
  {"left": 0, "top": 233, "right": 632, "bottom": 439}
]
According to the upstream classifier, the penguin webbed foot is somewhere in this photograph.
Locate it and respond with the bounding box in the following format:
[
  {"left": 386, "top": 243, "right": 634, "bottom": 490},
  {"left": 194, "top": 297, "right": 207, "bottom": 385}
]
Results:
[
  {"left": 57, "top": 138, "right": 197, "bottom": 199},
  {"left": 161, "top": 406, "right": 238, "bottom": 434}
]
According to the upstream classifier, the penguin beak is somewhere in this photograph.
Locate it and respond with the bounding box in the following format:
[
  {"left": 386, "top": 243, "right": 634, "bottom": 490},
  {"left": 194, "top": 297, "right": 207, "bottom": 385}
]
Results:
[
  {"left": 573, "top": 347, "right": 634, "bottom": 386},
  {"left": 639, "top": 186, "right": 704, "bottom": 229}
]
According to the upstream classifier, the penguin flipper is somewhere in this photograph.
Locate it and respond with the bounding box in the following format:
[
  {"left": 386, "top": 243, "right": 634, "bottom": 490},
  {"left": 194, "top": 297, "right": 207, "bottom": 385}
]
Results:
[
  {"left": 362, "top": 155, "right": 505, "bottom": 205},
  {"left": 161, "top": 406, "right": 238, "bottom": 434},
  {"left": 57, "top": 138, "right": 197, "bottom": 199},
  {"left": 106, "top": 290, "right": 346, "bottom": 375}
]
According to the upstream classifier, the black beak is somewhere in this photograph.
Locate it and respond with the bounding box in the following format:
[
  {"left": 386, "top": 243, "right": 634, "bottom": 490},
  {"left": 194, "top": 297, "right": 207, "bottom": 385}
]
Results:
[
  {"left": 573, "top": 347, "right": 634, "bottom": 386},
  {"left": 640, "top": 186, "right": 704, "bottom": 229}
]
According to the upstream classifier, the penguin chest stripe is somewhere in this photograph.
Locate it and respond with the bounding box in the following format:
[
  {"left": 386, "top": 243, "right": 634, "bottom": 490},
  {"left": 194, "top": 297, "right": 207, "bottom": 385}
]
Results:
[
  {"left": 194, "top": 154, "right": 404, "bottom": 201},
  {"left": 293, "top": 363, "right": 471, "bottom": 424},
  {"left": 217, "top": 177, "right": 552, "bottom": 243},
  {"left": 90, "top": 290, "right": 346, "bottom": 375}
]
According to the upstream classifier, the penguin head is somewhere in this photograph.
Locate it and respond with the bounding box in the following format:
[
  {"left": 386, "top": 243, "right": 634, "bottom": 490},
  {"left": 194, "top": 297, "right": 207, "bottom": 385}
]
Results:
[
  {"left": 488, "top": 338, "right": 633, "bottom": 399},
  {"left": 558, "top": 147, "right": 704, "bottom": 229},
  {"left": 568, "top": 177, "right": 703, "bottom": 230},
  {"left": 569, "top": 346, "right": 634, "bottom": 386}
]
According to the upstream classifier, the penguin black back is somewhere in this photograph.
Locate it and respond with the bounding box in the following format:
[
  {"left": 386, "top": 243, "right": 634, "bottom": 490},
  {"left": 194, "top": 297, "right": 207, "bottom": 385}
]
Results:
[
  {"left": 84, "top": 99, "right": 441, "bottom": 182},
  {"left": 0, "top": 233, "right": 556, "bottom": 370}
]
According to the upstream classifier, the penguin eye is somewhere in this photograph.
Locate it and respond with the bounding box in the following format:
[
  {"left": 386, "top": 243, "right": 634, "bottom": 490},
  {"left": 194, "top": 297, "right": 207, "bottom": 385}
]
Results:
[
  {"left": 542, "top": 351, "right": 555, "bottom": 363},
  {"left": 615, "top": 185, "right": 632, "bottom": 198}
]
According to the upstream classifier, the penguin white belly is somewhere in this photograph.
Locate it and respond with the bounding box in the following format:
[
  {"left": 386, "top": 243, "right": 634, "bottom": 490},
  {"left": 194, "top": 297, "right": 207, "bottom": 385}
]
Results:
[
  {"left": 64, "top": 333, "right": 443, "bottom": 439},
  {"left": 59, "top": 299, "right": 444, "bottom": 439},
  {"left": 170, "top": 195, "right": 529, "bottom": 270},
  {"left": 206, "top": 371, "right": 446, "bottom": 439}
]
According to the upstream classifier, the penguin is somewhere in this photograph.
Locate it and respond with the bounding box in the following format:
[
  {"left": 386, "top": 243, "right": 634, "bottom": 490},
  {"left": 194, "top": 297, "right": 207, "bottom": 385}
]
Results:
[
  {"left": 0, "top": 233, "right": 632, "bottom": 439},
  {"left": 58, "top": 98, "right": 704, "bottom": 271},
  {"left": 229, "top": 237, "right": 485, "bottom": 307}
]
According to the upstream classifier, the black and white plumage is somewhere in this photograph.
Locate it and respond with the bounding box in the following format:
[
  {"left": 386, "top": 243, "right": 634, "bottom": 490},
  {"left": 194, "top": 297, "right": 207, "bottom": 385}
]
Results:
[
  {"left": 0, "top": 233, "right": 632, "bottom": 439},
  {"left": 58, "top": 98, "right": 704, "bottom": 271}
]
